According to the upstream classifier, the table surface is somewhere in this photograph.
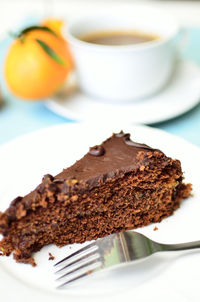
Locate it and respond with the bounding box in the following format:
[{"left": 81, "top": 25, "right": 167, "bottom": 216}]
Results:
[{"left": 0, "top": 20, "right": 200, "bottom": 148}]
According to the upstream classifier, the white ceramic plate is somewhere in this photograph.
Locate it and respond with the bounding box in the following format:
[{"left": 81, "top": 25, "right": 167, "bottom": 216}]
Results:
[
  {"left": 46, "top": 61, "right": 200, "bottom": 125},
  {"left": 0, "top": 123, "right": 200, "bottom": 302}
]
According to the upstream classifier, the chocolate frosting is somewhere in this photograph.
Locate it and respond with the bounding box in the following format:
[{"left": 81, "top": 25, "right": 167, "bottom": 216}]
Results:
[
  {"left": 55, "top": 131, "right": 161, "bottom": 186},
  {"left": 115, "top": 131, "right": 155, "bottom": 150},
  {"left": 2, "top": 131, "right": 163, "bottom": 223},
  {"left": 89, "top": 145, "right": 105, "bottom": 156}
]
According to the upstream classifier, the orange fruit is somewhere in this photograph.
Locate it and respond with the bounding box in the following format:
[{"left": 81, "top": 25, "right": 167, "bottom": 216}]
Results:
[{"left": 5, "top": 25, "right": 74, "bottom": 100}]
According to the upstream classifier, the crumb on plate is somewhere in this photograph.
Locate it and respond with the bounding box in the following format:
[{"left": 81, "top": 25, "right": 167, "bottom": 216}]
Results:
[{"left": 48, "top": 252, "right": 55, "bottom": 260}]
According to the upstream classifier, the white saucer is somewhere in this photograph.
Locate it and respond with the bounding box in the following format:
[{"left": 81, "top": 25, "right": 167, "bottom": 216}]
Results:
[{"left": 46, "top": 60, "right": 200, "bottom": 124}]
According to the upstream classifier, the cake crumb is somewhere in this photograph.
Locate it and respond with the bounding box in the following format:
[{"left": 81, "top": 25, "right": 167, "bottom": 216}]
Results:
[
  {"left": 48, "top": 252, "right": 55, "bottom": 260},
  {"left": 153, "top": 226, "right": 158, "bottom": 231}
]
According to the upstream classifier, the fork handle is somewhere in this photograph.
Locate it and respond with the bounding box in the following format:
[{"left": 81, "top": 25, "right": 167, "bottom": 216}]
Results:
[{"left": 159, "top": 240, "right": 200, "bottom": 252}]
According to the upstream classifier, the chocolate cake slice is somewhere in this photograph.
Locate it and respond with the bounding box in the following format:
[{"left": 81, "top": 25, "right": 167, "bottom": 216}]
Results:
[{"left": 0, "top": 132, "right": 192, "bottom": 266}]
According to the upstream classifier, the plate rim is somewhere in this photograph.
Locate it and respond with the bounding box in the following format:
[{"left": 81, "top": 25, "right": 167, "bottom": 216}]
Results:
[{"left": 0, "top": 121, "right": 199, "bottom": 152}]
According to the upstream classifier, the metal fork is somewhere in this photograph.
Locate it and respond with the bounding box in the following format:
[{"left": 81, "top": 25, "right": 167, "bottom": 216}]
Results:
[{"left": 54, "top": 231, "right": 200, "bottom": 288}]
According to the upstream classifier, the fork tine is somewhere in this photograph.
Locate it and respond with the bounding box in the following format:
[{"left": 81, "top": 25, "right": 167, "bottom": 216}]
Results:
[
  {"left": 54, "top": 242, "right": 96, "bottom": 267},
  {"left": 56, "top": 256, "right": 101, "bottom": 281},
  {"left": 56, "top": 264, "right": 102, "bottom": 289},
  {"left": 55, "top": 246, "right": 99, "bottom": 274}
]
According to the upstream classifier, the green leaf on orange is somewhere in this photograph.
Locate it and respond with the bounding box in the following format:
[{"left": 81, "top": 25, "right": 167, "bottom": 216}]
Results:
[
  {"left": 19, "top": 26, "right": 58, "bottom": 38},
  {"left": 36, "top": 39, "right": 66, "bottom": 66}
]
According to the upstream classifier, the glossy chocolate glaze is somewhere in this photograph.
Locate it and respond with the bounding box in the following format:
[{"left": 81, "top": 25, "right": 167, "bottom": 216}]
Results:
[
  {"left": 55, "top": 131, "right": 161, "bottom": 186},
  {"left": 2, "top": 132, "right": 163, "bottom": 223},
  {"left": 115, "top": 131, "right": 155, "bottom": 150},
  {"left": 89, "top": 145, "right": 105, "bottom": 156}
]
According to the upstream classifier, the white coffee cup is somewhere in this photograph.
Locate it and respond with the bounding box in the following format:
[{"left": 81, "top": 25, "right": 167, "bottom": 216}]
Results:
[{"left": 66, "top": 10, "right": 180, "bottom": 102}]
